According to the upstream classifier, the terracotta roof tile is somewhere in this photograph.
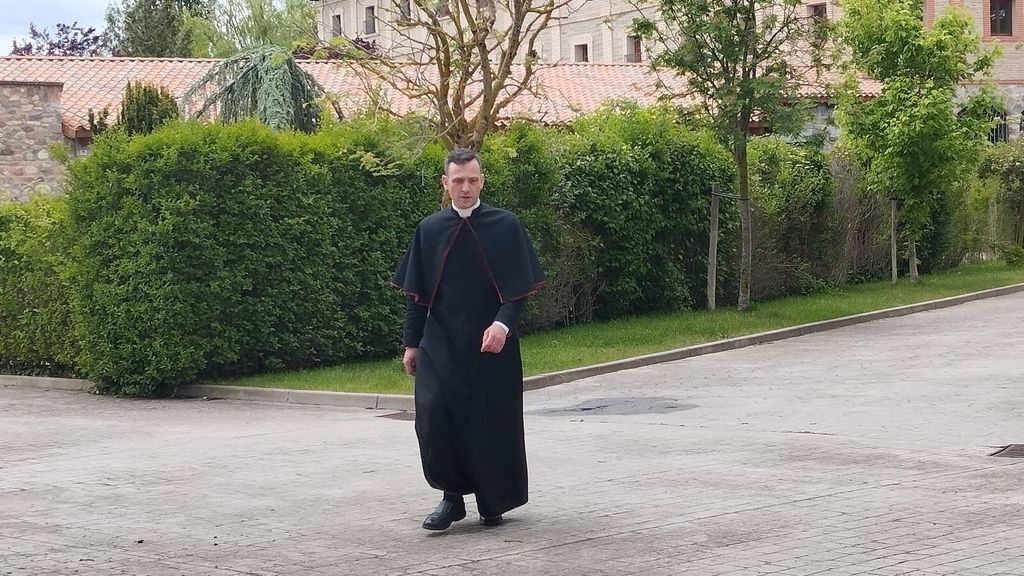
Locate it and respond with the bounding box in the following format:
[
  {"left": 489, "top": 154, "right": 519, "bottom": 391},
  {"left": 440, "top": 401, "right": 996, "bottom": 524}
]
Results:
[{"left": 0, "top": 55, "right": 877, "bottom": 135}]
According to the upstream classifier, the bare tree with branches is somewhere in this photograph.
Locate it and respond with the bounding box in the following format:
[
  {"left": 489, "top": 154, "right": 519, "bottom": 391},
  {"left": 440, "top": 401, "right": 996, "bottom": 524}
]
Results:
[{"left": 338, "top": 0, "right": 579, "bottom": 150}]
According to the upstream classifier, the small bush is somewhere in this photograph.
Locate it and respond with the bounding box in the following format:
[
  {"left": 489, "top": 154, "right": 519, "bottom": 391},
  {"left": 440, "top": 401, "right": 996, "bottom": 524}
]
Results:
[{"left": 995, "top": 241, "right": 1024, "bottom": 268}]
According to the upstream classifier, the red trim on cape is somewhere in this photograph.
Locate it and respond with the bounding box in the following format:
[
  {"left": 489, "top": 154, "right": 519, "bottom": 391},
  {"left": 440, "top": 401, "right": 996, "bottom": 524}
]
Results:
[{"left": 389, "top": 280, "right": 425, "bottom": 305}]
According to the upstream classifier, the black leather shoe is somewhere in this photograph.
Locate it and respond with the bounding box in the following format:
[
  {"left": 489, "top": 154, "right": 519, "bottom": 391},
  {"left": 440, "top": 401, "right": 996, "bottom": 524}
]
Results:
[
  {"left": 480, "top": 514, "right": 503, "bottom": 526},
  {"left": 422, "top": 499, "right": 466, "bottom": 531}
]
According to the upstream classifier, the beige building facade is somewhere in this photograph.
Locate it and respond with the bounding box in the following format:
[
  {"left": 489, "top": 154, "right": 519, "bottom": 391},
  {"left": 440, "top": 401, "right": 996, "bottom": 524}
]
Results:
[
  {"left": 311, "top": 0, "right": 1024, "bottom": 138},
  {"left": 311, "top": 0, "right": 658, "bottom": 63},
  {"left": 939, "top": 0, "right": 1024, "bottom": 139}
]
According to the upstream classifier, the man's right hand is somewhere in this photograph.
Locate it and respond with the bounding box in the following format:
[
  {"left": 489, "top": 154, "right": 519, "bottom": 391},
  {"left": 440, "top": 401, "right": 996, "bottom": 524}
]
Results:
[{"left": 403, "top": 347, "right": 419, "bottom": 375}]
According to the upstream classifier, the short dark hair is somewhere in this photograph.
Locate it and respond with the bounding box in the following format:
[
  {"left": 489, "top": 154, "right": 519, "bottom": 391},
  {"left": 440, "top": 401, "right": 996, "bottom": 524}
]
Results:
[{"left": 444, "top": 148, "right": 482, "bottom": 174}]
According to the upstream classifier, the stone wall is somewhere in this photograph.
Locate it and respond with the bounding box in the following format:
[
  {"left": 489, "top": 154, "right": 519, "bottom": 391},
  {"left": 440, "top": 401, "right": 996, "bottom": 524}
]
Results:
[{"left": 0, "top": 81, "right": 65, "bottom": 202}]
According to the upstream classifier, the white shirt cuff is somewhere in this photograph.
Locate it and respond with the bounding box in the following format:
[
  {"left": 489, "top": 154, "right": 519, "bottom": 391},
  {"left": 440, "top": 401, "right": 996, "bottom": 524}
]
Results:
[{"left": 492, "top": 321, "right": 510, "bottom": 334}]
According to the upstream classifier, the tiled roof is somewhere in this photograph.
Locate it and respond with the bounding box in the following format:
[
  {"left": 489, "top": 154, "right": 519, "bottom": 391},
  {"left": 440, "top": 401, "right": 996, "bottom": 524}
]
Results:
[{"left": 0, "top": 55, "right": 876, "bottom": 136}]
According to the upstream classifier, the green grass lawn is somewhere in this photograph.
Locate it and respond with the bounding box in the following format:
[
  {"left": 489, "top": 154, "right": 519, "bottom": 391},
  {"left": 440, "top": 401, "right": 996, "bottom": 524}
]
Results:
[{"left": 210, "top": 261, "right": 1024, "bottom": 395}]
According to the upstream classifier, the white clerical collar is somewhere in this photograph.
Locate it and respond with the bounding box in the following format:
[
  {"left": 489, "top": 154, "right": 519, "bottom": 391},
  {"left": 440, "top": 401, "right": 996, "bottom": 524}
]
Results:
[{"left": 453, "top": 199, "right": 481, "bottom": 218}]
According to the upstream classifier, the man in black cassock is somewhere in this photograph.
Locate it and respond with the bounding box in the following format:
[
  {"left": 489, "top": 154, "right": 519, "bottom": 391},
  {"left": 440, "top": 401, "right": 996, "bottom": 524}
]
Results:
[{"left": 393, "top": 148, "right": 544, "bottom": 531}]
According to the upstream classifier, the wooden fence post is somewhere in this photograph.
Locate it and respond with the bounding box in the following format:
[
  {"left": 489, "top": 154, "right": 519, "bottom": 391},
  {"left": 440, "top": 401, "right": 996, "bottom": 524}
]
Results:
[{"left": 707, "top": 182, "right": 720, "bottom": 310}]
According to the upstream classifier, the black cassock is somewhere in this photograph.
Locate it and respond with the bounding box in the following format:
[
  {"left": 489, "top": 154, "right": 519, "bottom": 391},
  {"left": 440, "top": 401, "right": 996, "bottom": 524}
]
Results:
[{"left": 393, "top": 203, "right": 544, "bottom": 517}]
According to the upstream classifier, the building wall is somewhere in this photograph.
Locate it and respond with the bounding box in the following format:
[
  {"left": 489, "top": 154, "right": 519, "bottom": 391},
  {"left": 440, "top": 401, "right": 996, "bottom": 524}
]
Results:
[
  {"left": 939, "top": 0, "right": 1024, "bottom": 82},
  {"left": 0, "top": 81, "right": 65, "bottom": 202},
  {"left": 311, "top": 0, "right": 657, "bottom": 64}
]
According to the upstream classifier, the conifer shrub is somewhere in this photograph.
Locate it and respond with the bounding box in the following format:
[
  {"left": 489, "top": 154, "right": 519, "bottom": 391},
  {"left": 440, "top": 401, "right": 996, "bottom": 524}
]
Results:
[{"left": 119, "top": 81, "right": 180, "bottom": 135}]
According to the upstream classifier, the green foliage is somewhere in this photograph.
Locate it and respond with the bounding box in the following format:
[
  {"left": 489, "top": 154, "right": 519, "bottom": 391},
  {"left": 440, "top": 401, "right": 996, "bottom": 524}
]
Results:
[
  {"left": 750, "top": 137, "right": 835, "bottom": 259},
  {"left": 0, "top": 196, "right": 78, "bottom": 376},
  {"left": 837, "top": 0, "right": 997, "bottom": 258},
  {"left": 187, "top": 0, "right": 317, "bottom": 58},
  {"left": 1002, "top": 243, "right": 1024, "bottom": 268},
  {"left": 9, "top": 105, "right": 841, "bottom": 394},
  {"left": 556, "top": 104, "right": 737, "bottom": 316},
  {"left": 631, "top": 0, "right": 819, "bottom": 310},
  {"left": 631, "top": 0, "right": 816, "bottom": 139},
  {"left": 979, "top": 141, "right": 1024, "bottom": 246},
  {"left": 62, "top": 120, "right": 426, "bottom": 395},
  {"left": 749, "top": 136, "right": 837, "bottom": 297},
  {"left": 88, "top": 107, "right": 111, "bottom": 136},
  {"left": 826, "top": 145, "right": 898, "bottom": 284},
  {"left": 107, "top": 0, "right": 197, "bottom": 57},
  {"left": 183, "top": 45, "right": 323, "bottom": 132},
  {"left": 119, "top": 81, "right": 181, "bottom": 136}
]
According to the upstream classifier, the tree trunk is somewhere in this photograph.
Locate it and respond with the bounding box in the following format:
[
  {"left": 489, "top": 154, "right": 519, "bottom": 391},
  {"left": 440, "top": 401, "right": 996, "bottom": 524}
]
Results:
[
  {"left": 735, "top": 137, "right": 752, "bottom": 311},
  {"left": 890, "top": 198, "right": 898, "bottom": 284},
  {"left": 908, "top": 239, "right": 919, "bottom": 283},
  {"left": 707, "top": 183, "right": 720, "bottom": 311}
]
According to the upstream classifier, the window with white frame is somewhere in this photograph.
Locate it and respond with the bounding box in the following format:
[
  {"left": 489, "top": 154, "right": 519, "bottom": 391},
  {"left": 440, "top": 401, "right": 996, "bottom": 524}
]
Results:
[
  {"left": 332, "top": 13, "right": 343, "bottom": 36},
  {"left": 364, "top": 5, "right": 377, "bottom": 34},
  {"left": 574, "top": 43, "right": 589, "bottom": 62},
  {"left": 625, "top": 35, "right": 642, "bottom": 62}
]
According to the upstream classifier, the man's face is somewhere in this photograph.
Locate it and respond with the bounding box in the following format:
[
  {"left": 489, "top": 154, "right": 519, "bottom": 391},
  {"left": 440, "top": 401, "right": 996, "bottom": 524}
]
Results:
[{"left": 442, "top": 159, "right": 484, "bottom": 210}]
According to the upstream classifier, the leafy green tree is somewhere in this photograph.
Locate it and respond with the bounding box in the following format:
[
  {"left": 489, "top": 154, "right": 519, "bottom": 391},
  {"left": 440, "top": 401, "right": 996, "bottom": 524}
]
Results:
[
  {"left": 187, "top": 0, "right": 317, "bottom": 58},
  {"left": 836, "top": 0, "right": 997, "bottom": 282},
  {"left": 183, "top": 45, "right": 323, "bottom": 132},
  {"left": 632, "top": 0, "right": 819, "bottom": 310},
  {"left": 104, "top": 0, "right": 198, "bottom": 57}
]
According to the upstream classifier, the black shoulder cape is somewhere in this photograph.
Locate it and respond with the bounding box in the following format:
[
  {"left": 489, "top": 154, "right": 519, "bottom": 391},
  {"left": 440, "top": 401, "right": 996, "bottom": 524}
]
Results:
[{"left": 393, "top": 203, "right": 544, "bottom": 306}]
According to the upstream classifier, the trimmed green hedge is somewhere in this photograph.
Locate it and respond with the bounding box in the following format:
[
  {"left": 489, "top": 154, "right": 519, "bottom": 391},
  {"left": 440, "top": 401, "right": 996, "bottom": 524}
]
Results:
[
  {"left": 1, "top": 108, "right": 818, "bottom": 395},
  {"left": 0, "top": 195, "right": 78, "bottom": 376},
  {"left": 558, "top": 105, "right": 738, "bottom": 316},
  {"left": 61, "top": 121, "right": 433, "bottom": 394}
]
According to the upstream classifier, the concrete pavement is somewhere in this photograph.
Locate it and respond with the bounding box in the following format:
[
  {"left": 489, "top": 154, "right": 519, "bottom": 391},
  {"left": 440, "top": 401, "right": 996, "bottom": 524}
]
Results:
[{"left": 3, "top": 292, "right": 1024, "bottom": 575}]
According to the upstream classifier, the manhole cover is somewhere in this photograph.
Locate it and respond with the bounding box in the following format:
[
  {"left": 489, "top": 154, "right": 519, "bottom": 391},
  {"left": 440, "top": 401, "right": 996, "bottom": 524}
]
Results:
[
  {"left": 531, "top": 396, "right": 696, "bottom": 416},
  {"left": 990, "top": 445, "right": 1024, "bottom": 458},
  {"left": 378, "top": 411, "right": 415, "bottom": 421}
]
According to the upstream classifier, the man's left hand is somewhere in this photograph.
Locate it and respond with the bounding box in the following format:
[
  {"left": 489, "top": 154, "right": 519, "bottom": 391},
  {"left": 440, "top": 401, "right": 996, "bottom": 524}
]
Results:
[{"left": 481, "top": 324, "right": 507, "bottom": 353}]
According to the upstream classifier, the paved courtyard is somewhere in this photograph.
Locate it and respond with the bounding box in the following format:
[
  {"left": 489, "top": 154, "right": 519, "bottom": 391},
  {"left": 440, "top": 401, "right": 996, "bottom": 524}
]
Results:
[{"left": 3, "top": 292, "right": 1024, "bottom": 576}]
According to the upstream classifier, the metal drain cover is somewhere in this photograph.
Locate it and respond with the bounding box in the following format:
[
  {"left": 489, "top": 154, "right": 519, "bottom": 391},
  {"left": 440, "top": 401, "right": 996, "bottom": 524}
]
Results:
[
  {"left": 990, "top": 445, "right": 1024, "bottom": 458},
  {"left": 378, "top": 411, "right": 415, "bottom": 421}
]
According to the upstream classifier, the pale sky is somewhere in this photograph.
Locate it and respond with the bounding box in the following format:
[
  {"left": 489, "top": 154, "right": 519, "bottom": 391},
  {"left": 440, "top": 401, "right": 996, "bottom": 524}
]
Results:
[{"left": 1, "top": 0, "right": 112, "bottom": 56}]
